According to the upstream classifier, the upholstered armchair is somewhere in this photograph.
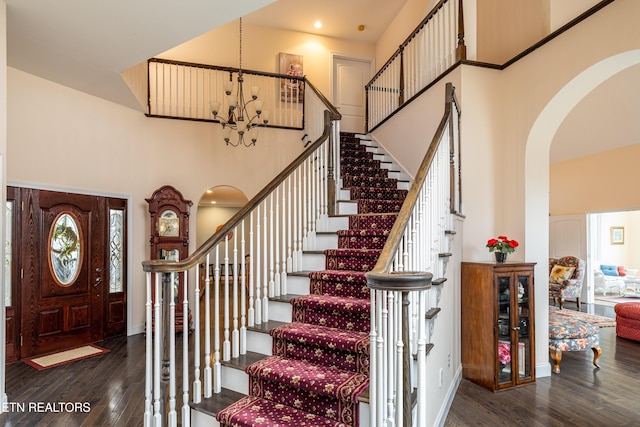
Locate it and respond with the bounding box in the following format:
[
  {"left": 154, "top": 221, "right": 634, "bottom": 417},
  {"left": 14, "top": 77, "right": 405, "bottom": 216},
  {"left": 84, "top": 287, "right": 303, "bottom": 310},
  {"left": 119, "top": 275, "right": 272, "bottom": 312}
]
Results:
[{"left": 549, "top": 256, "right": 585, "bottom": 309}]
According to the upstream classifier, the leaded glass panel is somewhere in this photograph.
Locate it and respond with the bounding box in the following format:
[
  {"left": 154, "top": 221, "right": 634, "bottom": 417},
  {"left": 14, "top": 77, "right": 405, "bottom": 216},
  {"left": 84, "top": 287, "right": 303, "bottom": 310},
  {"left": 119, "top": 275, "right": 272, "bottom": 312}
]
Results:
[
  {"left": 5, "top": 201, "right": 12, "bottom": 306},
  {"left": 50, "top": 213, "right": 82, "bottom": 286},
  {"left": 109, "top": 209, "right": 124, "bottom": 293}
]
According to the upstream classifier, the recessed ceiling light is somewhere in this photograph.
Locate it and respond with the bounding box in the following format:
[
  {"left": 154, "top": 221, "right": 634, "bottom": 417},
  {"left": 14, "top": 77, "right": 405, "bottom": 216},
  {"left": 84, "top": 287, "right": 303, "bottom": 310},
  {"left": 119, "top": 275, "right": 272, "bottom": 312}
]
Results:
[
  {"left": 314, "top": 21, "right": 322, "bottom": 29},
  {"left": 211, "top": 201, "right": 217, "bottom": 204}
]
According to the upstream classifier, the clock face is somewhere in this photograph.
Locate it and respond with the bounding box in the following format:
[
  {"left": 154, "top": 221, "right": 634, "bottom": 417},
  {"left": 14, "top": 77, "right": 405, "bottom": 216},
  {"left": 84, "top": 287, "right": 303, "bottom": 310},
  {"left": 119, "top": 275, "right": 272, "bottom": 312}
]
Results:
[{"left": 158, "top": 210, "right": 179, "bottom": 237}]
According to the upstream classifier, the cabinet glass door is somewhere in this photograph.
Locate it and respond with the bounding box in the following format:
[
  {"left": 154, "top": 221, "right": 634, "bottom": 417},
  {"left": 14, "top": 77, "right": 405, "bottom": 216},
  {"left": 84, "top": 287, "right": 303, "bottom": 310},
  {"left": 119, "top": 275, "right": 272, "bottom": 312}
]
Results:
[
  {"left": 516, "top": 274, "right": 532, "bottom": 380},
  {"left": 497, "top": 275, "right": 512, "bottom": 385}
]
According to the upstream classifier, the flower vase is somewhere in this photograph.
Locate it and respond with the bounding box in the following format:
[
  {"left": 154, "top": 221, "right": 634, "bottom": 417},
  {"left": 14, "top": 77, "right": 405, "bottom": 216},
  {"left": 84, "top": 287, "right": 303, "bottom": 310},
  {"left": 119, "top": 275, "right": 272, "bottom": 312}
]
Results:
[{"left": 495, "top": 252, "right": 507, "bottom": 263}]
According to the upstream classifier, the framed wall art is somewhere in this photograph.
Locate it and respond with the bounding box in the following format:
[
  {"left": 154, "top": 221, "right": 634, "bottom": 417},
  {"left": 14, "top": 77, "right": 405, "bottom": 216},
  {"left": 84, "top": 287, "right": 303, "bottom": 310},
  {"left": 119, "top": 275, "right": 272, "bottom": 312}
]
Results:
[
  {"left": 610, "top": 226, "right": 624, "bottom": 245},
  {"left": 279, "top": 52, "right": 304, "bottom": 102}
]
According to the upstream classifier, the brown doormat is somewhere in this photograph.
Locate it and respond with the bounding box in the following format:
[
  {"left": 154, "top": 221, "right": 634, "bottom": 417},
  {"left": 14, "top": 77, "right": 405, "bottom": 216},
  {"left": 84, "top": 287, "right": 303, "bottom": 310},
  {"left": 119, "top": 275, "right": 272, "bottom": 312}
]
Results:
[{"left": 23, "top": 344, "right": 110, "bottom": 370}]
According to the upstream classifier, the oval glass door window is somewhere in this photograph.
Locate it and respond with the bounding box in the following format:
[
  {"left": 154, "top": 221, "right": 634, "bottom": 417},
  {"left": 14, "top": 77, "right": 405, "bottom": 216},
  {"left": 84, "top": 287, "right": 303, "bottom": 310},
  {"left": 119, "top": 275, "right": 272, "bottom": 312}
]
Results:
[{"left": 50, "top": 213, "right": 82, "bottom": 286}]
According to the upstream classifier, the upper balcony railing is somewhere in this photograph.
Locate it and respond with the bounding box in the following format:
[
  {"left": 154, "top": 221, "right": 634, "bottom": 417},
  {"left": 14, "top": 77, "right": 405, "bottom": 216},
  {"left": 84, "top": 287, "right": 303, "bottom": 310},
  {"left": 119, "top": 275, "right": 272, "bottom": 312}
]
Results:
[
  {"left": 366, "top": 0, "right": 466, "bottom": 132},
  {"left": 147, "top": 58, "right": 305, "bottom": 130}
]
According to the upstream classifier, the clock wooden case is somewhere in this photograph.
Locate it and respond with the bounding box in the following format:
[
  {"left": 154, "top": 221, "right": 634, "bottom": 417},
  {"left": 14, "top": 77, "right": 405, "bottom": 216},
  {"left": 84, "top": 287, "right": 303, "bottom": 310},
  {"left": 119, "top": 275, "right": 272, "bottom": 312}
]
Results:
[{"left": 146, "top": 185, "right": 192, "bottom": 332}]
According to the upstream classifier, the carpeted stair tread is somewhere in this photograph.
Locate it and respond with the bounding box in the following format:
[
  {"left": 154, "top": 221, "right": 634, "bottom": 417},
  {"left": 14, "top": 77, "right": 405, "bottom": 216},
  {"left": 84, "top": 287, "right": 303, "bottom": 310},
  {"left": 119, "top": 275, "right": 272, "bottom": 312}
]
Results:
[
  {"left": 246, "top": 356, "right": 369, "bottom": 404},
  {"left": 324, "top": 248, "right": 382, "bottom": 271},
  {"left": 350, "top": 187, "right": 407, "bottom": 200},
  {"left": 349, "top": 213, "right": 398, "bottom": 230},
  {"left": 338, "top": 228, "right": 391, "bottom": 250},
  {"left": 343, "top": 176, "right": 397, "bottom": 188},
  {"left": 308, "top": 270, "right": 370, "bottom": 299},
  {"left": 357, "top": 199, "right": 404, "bottom": 214},
  {"left": 291, "top": 294, "right": 370, "bottom": 315},
  {"left": 270, "top": 322, "right": 369, "bottom": 356},
  {"left": 309, "top": 270, "right": 368, "bottom": 283},
  {"left": 216, "top": 395, "right": 347, "bottom": 427}
]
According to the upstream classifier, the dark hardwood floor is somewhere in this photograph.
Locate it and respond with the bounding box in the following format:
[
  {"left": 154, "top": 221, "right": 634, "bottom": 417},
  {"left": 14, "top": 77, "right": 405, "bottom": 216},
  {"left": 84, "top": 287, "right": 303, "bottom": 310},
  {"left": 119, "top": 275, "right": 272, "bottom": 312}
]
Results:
[
  {"left": 445, "top": 303, "right": 640, "bottom": 427},
  {"left": 0, "top": 302, "right": 637, "bottom": 426}
]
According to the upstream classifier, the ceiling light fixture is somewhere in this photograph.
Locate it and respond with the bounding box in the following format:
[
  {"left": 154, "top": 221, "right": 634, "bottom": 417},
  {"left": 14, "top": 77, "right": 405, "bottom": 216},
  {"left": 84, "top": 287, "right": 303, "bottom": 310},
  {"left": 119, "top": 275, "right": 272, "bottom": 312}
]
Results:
[
  {"left": 210, "top": 18, "right": 270, "bottom": 147},
  {"left": 314, "top": 21, "right": 323, "bottom": 29}
]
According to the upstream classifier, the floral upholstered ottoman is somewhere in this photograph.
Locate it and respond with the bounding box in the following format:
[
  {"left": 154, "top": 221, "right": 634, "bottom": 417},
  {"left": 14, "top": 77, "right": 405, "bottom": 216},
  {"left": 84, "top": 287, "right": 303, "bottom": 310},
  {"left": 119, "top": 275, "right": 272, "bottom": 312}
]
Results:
[
  {"left": 548, "top": 311, "right": 602, "bottom": 374},
  {"left": 614, "top": 302, "right": 640, "bottom": 342}
]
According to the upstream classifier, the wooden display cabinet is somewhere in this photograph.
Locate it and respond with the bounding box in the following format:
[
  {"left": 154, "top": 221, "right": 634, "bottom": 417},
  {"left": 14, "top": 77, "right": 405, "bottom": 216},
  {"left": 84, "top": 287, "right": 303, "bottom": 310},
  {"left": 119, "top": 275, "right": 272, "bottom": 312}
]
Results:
[
  {"left": 146, "top": 185, "right": 192, "bottom": 333},
  {"left": 461, "top": 262, "right": 536, "bottom": 391}
]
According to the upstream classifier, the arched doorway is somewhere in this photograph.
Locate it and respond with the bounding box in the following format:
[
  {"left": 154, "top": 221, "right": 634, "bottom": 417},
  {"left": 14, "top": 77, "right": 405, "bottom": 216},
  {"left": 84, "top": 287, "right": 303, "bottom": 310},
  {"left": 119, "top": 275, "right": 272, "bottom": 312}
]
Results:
[
  {"left": 525, "top": 50, "right": 640, "bottom": 376},
  {"left": 196, "top": 185, "right": 249, "bottom": 247}
]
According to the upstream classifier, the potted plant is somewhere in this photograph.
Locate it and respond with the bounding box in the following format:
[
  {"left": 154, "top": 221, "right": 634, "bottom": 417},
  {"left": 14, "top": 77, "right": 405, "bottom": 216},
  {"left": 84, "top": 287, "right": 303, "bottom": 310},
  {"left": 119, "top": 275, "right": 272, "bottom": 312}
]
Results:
[{"left": 486, "top": 235, "right": 519, "bottom": 263}]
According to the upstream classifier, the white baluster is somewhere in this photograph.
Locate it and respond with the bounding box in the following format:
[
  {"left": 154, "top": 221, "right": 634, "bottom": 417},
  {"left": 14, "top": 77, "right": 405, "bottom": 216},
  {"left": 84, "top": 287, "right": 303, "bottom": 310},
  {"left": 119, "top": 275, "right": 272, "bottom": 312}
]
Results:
[
  {"left": 153, "top": 272, "right": 163, "bottom": 426},
  {"left": 204, "top": 255, "right": 212, "bottom": 398},
  {"left": 182, "top": 272, "right": 190, "bottom": 426},
  {"left": 417, "top": 290, "right": 427, "bottom": 427},
  {"left": 275, "top": 187, "right": 281, "bottom": 296},
  {"left": 262, "top": 200, "right": 269, "bottom": 321},
  {"left": 232, "top": 228, "right": 239, "bottom": 359},
  {"left": 213, "top": 248, "right": 221, "bottom": 393},
  {"left": 144, "top": 273, "right": 153, "bottom": 426},
  {"left": 287, "top": 174, "right": 293, "bottom": 273},
  {"left": 223, "top": 237, "right": 231, "bottom": 361},
  {"left": 292, "top": 170, "right": 299, "bottom": 272},
  {"left": 270, "top": 192, "right": 276, "bottom": 298},
  {"left": 376, "top": 290, "right": 386, "bottom": 426},
  {"left": 281, "top": 180, "right": 288, "bottom": 295},
  {"left": 193, "top": 265, "right": 201, "bottom": 404},
  {"left": 245, "top": 211, "right": 256, "bottom": 327},
  {"left": 302, "top": 159, "right": 308, "bottom": 251},
  {"left": 240, "top": 221, "right": 247, "bottom": 354},
  {"left": 168, "top": 272, "right": 177, "bottom": 427},
  {"left": 255, "top": 206, "right": 262, "bottom": 324}
]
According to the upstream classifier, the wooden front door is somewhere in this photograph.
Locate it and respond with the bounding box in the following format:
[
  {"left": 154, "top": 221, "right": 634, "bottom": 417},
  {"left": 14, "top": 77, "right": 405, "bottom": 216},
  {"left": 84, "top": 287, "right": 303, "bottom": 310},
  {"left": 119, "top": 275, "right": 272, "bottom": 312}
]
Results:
[{"left": 16, "top": 188, "right": 125, "bottom": 358}]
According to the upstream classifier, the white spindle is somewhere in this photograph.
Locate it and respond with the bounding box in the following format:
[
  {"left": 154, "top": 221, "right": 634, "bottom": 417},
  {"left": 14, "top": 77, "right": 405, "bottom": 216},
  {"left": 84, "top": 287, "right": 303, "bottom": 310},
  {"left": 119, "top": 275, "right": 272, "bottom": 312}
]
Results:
[
  {"left": 168, "top": 272, "right": 177, "bottom": 427},
  {"left": 262, "top": 199, "right": 269, "bottom": 321},
  {"left": 213, "top": 248, "right": 221, "bottom": 393},
  {"left": 144, "top": 274, "right": 153, "bottom": 426},
  {"left": 182, "top": 272, "right": 190, "bottom": 426},
  {"left": 204, "top": 254, "right": 213, "bottom": 397},
  {"left": 275, "top": 187, "right": 281, "bottom": 296},
  {"left": 153, "top": 272, "right": 162, "bottom": 426},
  {"left": 193, "top": 264, "right": 202, "bottom": 404},
  {"left": 302, "top": 160, "right": 308, "bottom": 251},
  {"left": 232, "top": 229, "right": 239, "bottom": 358},
  {"left": 223, "top": 236, "right": 231, "bottom": 361},
  {"left": 287, "top": 174, "right": 294, "bottom": 273},
  {"left": 292, "top": 169, "right": 299, "bottom": 272},
  {"left": 270, "top": 192, "right": 276, "bottom": 297},
  {"left": 281, "top": 181, "right": 288, "bottom": 294},
  {"left": 255, "top": 205, "right": 262, "bottom": 324},
  {"left": 240, "top": 221, "right": 247, "bottom": 354},
  {"left": 248, "top": 213, "right": 255, "bottom": 327}
]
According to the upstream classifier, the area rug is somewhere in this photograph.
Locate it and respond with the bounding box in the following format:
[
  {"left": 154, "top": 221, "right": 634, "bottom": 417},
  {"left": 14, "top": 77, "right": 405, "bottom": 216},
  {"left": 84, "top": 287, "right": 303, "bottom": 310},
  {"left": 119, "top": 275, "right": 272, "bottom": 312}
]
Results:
[
  {"left": 23, "top": 344, "right": 110, "bottom": 370},
  {"left": 549, "top": 306, "right": 615, "bottom": 327}
]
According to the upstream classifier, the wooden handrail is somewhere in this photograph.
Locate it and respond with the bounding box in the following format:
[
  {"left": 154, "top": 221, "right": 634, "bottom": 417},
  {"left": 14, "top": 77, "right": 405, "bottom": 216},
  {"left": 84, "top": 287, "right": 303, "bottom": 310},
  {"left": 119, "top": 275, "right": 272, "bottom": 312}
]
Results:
[
  {"left": 142, "top": 98, "right": 340, "bottom": 273},
  {"left": 367, "top": 83, "right": 457, "bottom": 277}
]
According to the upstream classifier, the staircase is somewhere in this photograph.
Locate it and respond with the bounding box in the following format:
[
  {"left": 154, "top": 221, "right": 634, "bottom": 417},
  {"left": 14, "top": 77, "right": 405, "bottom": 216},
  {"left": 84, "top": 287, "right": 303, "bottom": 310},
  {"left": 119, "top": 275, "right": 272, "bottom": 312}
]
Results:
[{"left": 207, "top": 132, "right": 409, "bottom": 426}]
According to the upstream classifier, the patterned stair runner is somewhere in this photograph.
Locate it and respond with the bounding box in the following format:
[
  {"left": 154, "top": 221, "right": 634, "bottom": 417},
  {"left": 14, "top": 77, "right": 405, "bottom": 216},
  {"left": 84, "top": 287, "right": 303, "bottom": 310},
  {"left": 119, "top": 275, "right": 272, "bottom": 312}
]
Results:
[{"left": 217, "top": 133, "right": 406, "bottom": 427}]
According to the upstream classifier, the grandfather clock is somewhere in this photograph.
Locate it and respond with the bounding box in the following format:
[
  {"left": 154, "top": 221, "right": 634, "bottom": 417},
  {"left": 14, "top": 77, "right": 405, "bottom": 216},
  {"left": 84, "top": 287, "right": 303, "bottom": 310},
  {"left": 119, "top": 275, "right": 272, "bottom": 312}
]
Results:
[{"left": 146, "top": 185, "right": 192, "bottom": 333}]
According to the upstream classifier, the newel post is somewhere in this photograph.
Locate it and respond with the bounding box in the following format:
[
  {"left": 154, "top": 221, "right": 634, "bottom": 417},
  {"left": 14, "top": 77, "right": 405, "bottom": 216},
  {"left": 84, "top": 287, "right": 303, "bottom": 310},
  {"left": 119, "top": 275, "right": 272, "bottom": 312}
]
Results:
[
  {"left": 366, "top": 271, "right": 433, "bottom": 427},
  {"left": 456, "top": 0, "right": 467, "bottom": 61}
]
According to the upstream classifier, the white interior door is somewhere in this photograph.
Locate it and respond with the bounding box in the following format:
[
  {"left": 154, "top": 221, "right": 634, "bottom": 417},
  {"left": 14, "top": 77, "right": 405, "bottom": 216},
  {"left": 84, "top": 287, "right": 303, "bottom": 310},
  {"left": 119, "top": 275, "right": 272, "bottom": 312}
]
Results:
[
  {"left": 332, "top": 55, "right": 373, "bottom": 134},
  {"left": 549, "top": 214, "right": 591, "bottom": 303}
]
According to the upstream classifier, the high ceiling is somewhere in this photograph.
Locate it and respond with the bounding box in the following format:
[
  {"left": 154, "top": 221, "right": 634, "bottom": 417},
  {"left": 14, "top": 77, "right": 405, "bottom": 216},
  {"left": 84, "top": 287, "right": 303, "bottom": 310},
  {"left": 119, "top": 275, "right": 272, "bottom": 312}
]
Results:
[
  {"left": 5, "top": 0, "right": 406, "bottom": 110},
  {"left": 5, "top": 0, "right": 639, "bottom": 170}
]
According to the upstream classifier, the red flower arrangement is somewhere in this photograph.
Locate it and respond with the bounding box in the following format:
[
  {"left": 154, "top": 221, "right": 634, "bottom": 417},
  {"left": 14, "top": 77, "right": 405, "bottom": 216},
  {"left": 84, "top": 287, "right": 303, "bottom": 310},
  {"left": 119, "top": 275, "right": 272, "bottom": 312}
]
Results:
[
  {"left": 486, "top": 235, "right": 519, "bottom": 254},
  {"left": 498, "top": 341, "right": 511, "bottom": 364}
]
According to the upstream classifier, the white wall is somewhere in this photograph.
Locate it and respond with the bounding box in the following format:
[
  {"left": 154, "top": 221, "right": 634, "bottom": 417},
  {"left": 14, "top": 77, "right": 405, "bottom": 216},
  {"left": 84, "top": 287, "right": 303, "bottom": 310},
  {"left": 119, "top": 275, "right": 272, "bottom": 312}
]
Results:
[
  {"left": 371, "top": 0, "right": 640, "bottom": 383},
  {"left": 7, "top": 67, "right": 306, "bottom": 334}
]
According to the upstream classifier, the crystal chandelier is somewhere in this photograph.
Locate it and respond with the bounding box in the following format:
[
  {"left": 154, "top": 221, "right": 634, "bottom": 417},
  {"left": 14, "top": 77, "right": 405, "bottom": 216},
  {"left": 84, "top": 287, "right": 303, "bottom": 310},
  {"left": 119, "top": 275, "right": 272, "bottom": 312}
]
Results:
[{"left": 210, "top": 18, "right": 270, "bottom": 147}]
